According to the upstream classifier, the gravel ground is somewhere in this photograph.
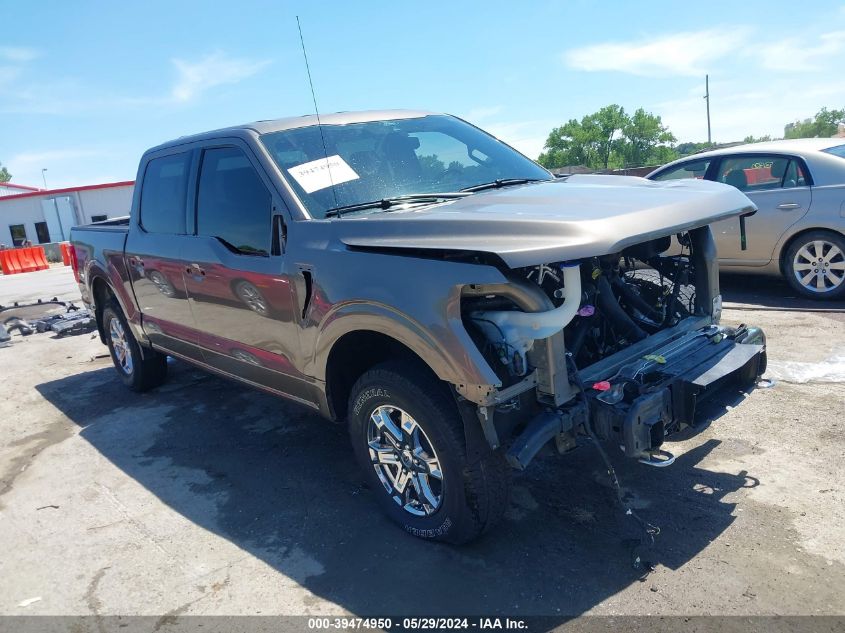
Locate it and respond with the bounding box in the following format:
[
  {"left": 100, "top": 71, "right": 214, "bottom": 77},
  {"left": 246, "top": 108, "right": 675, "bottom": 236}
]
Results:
[{"left": 0, "top": 266, "right": 843, "bottom": 624}]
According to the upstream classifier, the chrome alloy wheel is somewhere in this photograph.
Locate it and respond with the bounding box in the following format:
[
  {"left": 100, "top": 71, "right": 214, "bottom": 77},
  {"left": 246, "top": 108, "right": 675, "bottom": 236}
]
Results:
[
  {"left": 109, "top": 318, "right": 133, "bottom": 375},
  {"left": 792, "top": 239, "right": 845, "bottom": 294},
  {"left": 367, "top": 405, "right": 444, "bottom": 516}
]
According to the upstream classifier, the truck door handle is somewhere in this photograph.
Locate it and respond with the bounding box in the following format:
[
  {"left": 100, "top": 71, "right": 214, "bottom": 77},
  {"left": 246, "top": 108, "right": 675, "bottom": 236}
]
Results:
[
  {"left": 777, "top": 202, "right": 801, "bottom": 210},
  {"left": 186, "top": 263, "right": 205, "bottom": 276}
]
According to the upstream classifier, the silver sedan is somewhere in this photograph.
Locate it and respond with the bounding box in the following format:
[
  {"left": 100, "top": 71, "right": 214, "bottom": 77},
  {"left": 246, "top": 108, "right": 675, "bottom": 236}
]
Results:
[{"left": 648, "top": 139, "right": 845, "bottom": 300}]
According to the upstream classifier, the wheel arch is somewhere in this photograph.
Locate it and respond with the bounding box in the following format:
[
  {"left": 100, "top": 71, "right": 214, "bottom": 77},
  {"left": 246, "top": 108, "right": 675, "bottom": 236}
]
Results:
[
  {"left": 324, "top": 329, "right": 447, "bottom": 423},
  {"left": 90, "top": 273, "right": 117, "bottom": 344}
]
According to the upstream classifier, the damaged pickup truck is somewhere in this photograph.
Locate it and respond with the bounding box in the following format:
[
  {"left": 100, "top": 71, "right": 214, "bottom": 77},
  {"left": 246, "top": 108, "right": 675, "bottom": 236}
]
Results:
[{"left": 71, "top": 110, "right": 766, "bottom": 543}]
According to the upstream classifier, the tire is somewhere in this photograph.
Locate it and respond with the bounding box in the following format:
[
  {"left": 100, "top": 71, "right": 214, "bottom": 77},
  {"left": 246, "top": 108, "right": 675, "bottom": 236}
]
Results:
[
  {"left": 783, "top": 230, "right": 845, "bottom": 300},
  {"left": 102, "top": 301, "right": 168, "bottom": 392},
  {"left": 348, "top": 361, "right": 510, "bottom": 544}
]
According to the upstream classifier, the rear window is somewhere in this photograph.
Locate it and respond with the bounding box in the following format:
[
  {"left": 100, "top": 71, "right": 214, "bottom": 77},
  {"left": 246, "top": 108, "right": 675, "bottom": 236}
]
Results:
[
  {"left": 822, "top": 144, "right": 845, "bottom": 159},
  {"left": 140, "top": 153, "right": 190, "bottom": 234}
]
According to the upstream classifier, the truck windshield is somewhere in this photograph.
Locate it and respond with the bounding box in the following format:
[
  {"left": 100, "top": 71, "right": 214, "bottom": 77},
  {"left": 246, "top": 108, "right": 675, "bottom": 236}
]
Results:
[{"left": 261, "top": 114, "right": 552, "bottom": 218}]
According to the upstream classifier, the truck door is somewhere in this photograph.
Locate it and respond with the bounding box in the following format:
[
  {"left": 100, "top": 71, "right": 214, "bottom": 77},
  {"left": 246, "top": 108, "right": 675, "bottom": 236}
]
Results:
[
  {"left": 183, "top": 143, "right": 314, "bottom": 405},
  {"left": 125, "top": 150, "right": 204, "bottom": 361}
]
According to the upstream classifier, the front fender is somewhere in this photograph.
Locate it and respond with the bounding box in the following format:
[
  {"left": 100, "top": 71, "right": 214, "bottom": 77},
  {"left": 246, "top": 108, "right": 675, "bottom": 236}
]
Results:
[{"left": 311, "top": 286, "right": 502, "bottom": 399}]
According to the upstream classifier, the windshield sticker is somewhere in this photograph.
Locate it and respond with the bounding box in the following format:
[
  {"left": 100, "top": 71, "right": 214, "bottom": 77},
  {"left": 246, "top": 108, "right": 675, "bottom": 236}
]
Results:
[{"left": 287, "top": 155, "right": 359, "bottom": 193}]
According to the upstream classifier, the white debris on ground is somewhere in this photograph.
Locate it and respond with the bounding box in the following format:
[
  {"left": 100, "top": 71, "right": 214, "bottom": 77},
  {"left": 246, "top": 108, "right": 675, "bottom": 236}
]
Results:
[{"left": 766, "top": 351, "right": 845, "bottom": 384}]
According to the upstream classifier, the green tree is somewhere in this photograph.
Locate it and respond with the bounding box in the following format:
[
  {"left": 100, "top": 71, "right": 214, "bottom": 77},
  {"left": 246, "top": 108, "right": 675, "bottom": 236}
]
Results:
[
  {"left": 538, "top": 104, "right": 628, "bottom": 170},
  {"left": 620, "top": 108, "right": 677, "bottom": 167},
  {"left": 675, "top": 141, "right": 712, "bottom": 157},
  {"left": 784, "top": 107, "right": 845, "bottom": 139},
  {"left": 539, "top": 105, "right": 677, "bottom": 169},
  {"left": 0, "top": 163, "right": 11, "bottom": 183},
  {"left": 743, "top": 134, "right": 774, "bottom": 144}
]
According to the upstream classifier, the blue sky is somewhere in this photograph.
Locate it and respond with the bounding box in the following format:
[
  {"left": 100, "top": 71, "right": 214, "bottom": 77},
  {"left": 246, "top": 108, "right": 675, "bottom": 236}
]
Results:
[{"left": 2, "top": 0, "right": 844, "bottom": 188}]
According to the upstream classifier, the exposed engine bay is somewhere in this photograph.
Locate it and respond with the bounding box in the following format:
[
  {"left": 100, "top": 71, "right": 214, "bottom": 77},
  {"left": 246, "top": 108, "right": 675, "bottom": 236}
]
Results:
[
  {"left": 461, "top": 226, "right": 766, "bottom": 471},
  {"left": 465, "top": 232, "right": 698, "bottom": 382}
]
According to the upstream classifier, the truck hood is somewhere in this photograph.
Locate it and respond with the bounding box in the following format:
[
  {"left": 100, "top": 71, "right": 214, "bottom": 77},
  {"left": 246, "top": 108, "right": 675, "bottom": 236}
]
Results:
[{"left": 333, "top": 175, "right": 755, "bottom": 268}]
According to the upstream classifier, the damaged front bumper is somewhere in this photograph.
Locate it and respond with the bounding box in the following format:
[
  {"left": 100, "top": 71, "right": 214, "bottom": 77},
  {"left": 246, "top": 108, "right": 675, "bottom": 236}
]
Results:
[{"left": 506, "top": 319, "right": 766, "bottom": 469}]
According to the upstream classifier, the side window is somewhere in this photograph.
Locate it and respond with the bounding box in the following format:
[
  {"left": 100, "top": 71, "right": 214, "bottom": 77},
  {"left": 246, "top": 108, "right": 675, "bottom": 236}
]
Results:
[
  {"left": 652, "top": 159, "right": 711, "bottom": 181},
  {"left": 197, "top": 147, "right": 272, "bottom": 256},
  {"left": 716, "top": 155, "right": 794, "bottom": 192},
  {"left": 782, "top": 160, "right": 808, "bottom": 188},
  {"left": 140, "top": 153, "right": 190, "bottom": 234}
]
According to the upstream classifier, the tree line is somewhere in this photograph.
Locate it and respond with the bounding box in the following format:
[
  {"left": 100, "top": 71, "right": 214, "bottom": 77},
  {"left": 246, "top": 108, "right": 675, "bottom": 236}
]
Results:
[{"left": 537, "top": 105, "right": 845, "bottom": 171}]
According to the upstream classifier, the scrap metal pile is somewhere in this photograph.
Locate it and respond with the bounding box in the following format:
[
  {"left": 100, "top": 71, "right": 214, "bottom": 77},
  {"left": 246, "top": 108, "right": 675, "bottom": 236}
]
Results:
[{"left": 0, "top": 298, "right": 95, "bottom": 346}]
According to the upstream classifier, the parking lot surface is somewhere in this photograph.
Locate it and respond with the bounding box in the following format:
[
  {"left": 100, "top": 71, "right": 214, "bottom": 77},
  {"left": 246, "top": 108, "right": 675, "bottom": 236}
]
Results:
[{"left": 1, "top": 267, "right": 844, "bottom": 621}]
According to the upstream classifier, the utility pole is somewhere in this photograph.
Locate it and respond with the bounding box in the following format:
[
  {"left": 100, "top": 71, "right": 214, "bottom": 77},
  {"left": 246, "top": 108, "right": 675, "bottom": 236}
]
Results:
[
  {"left": 704, "top": 75, "right": 712, "bottom": 145},
  {"left": 41, "top": 168, "right": 48, "bottom": 189}
]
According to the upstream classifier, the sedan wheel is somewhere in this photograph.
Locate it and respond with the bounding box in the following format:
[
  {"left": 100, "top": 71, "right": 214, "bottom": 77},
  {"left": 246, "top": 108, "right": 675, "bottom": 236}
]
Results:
[{"left": 787, "top": 231, "right": 845, "bottom": 299}]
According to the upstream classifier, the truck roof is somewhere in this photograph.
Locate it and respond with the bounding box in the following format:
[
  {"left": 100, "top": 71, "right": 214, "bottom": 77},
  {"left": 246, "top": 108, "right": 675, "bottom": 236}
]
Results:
[{"left": 146, "top": 109, "right": 438, "bottom": 153}]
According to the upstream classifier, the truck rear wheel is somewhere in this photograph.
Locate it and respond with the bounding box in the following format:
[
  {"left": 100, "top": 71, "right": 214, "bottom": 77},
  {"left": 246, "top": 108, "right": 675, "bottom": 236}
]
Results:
[
  {"left": 348, "top": 361, "right": 510, "bottom": 544},
  {"left": 102, "top": 302, "right": 168, "bottom": 392}
]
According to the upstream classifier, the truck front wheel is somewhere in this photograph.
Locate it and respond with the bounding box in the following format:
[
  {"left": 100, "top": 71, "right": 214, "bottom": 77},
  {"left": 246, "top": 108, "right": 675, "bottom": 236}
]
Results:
[
  {"left": 102, "top": 302, "right": 168, "bottom": 392},
  {"left": 348, "top": 362, "right": 510, "bottom": 544}
]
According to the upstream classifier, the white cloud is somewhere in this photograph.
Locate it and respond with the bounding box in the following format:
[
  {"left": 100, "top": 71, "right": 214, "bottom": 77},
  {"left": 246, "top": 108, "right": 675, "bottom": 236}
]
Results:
[
  {"left": 758, "top": 30, "right": 845, "bottom": 71},
  {"left": 563, "top": 28, "right": 749, "bottom": 77},
  {"left": 0, "top": 46, "right": 40, "bottom": 63},
  {"left": 170, "top": 52, "right": 271, "bottom": 103}
]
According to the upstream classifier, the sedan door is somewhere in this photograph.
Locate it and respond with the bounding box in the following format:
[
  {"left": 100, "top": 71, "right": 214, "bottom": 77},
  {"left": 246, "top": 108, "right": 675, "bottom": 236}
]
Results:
[{"left": 709, "top": 154, "right": 812, "bottom": 265}]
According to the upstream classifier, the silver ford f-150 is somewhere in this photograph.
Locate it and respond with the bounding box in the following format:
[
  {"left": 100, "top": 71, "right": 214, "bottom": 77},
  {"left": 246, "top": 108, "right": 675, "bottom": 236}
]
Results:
[{"left": 70, "top": 110, "right": 766, "bottom": 543}]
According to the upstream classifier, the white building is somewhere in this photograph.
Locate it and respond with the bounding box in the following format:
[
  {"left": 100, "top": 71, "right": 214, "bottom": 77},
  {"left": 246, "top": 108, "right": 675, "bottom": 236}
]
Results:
[
  {"left": 0, "top": 182, "right": 42, "bottom": 197},
  {"left": 0, "top": 181, "right": 134, "bottom": 247}
]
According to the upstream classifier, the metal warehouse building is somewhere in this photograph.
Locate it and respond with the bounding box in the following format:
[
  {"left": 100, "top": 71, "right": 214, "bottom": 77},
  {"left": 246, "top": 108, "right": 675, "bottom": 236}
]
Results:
[{"left": 0, "top": 181, "right": 134, "bottom": 248}]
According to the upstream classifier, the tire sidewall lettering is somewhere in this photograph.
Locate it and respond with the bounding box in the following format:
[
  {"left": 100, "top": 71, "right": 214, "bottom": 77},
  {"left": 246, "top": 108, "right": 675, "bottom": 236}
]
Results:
[{"left": 353, "top": 387, "right": 391, "bottom": 416}]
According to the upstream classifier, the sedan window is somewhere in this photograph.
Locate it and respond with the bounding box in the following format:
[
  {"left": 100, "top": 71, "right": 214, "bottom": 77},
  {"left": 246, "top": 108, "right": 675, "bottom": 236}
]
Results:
[
  {"left": 716, "top": 155, "right": 806, "bottom": 192},
  {"left": 652, "top": 159, "right": 711, "bottom": 181}
]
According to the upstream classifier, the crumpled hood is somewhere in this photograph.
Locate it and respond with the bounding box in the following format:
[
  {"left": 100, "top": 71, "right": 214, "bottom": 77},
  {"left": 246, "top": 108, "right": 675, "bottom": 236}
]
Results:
[{"left": 333, "top": 175, "right": 756, "bottom": 268}]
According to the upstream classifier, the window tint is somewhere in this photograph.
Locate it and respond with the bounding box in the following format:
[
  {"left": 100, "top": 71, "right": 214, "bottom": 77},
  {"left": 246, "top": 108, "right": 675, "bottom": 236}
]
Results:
[
  {"left": 35, "top": 221, "right": 50, "bottom": 243},
  {"left": 197, "top": 147, "right": 272, "bottom": 256},
  {"left": 9, "top": 224, "right": 26, "bottom": 246},
  {"left": 716, "top": 155, "right": 795, "bottom": 192},
  {"left": 652, "top": 159, "right": 711, "bottom": 181},
  {"left": 140, "top": 153, "right": 190, "bottom": 234}
]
